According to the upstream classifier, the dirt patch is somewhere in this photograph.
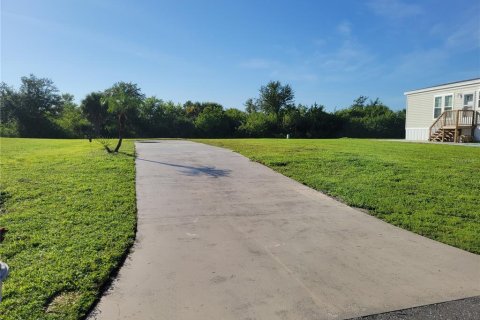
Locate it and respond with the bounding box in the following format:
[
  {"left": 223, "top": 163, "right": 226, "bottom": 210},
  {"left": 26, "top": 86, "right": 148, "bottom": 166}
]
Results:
[{"left": 46, "top": 291, "right": 81, "bottom": 314}]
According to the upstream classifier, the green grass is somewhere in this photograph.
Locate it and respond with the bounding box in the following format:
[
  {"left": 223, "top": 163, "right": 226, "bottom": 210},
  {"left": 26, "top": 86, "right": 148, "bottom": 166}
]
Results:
[
  {"left": 197, "top": 139, "right": 480, "bottom": 254},
  {"left": 0, "top": 138, "right": 136, "bottom": 320}
]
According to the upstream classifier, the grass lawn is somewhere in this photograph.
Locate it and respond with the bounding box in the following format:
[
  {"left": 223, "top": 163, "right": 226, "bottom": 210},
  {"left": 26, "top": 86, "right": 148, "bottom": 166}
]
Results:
[
  {"left": 0, "top": 138, "right": 136, "bottom": 320},
  {"left": 197, "top": 139, "right": 480, "bottom": 254}
]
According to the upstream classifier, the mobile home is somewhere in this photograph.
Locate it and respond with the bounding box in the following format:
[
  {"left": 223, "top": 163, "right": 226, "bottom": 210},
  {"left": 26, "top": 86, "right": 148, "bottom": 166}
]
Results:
[{"left": 404, "top": 78, "right": 480, "bottom": 142}]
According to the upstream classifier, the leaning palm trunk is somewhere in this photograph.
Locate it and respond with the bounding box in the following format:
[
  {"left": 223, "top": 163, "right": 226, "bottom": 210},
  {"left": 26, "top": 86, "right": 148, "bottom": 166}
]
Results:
[
  {"left": 95, "top": 136, "right": 113, "bottom": 153},
  {"left": 114, "top": 136, "right": 123, "bottom": 153},
  {"left": 113, "top": 113, "right": 126, "bottom": 153}
]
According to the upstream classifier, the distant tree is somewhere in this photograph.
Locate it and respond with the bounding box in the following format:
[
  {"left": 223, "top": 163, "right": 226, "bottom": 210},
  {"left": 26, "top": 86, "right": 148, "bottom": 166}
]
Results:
[
  {"left": 163, "top": 101, "right": 195, "bottom": 137},
  {"left": 258, "top": 81, "right": 295, "bottom": 116},
  {"left": 55, "top": 94, "right": 89, "bottom": 138},
  {"left": 102, "top": 82, "right": 144, "bottom": 152},
  {"left": 304, "top": 103, "right": 342, "bottom": 138},
  {"left": 238, "top": 112, "right": 278, "bottom": 137},
  {"left": 0, "top": 83, "right": 15, "bottom": 121},
  {"left": 225, "top": 108, "right": 247, "bottom": 136},
  {"left": 81, "top": 92, "right": 109, "bottom": 137},
  {"left": 18, "top": 74, "right": 63, "bottom": 117},
  {"left": 194, "top": 103, "right": 230, "bottom": 137},
  {"left": 135, "top": 96, "right": 162, "bottom": 137},
  {"left": 0, "top": 83, "right": 19, "bottom": 136},
  {"left": 0, "top": 74, "right": 63, "bottom": 137},
  {"left": 61, "top": 93, "right": 75, "bottom": 105},
  {"left": 1, "top": 75, "right": 405, "bottom": 139},
  {"left": 183, "top": 100, "right": 205, "bottom": 119},
  {"left": 281, "top": 104, "right": 307, "bottom": 137},
  {"left": 336, "top": 96, "right": 405, "bottom": 138},
  {"left": 244, "top": 98, "right": 258, "bottom": 113},
  {"left": 139, "top": 96, "right": 162, "bottom": 121}
]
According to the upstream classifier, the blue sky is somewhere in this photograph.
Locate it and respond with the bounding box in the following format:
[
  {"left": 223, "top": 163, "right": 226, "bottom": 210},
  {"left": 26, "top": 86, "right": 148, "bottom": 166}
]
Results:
[{"left": 2, "top": 0, "right": 479, "bottom": 111}]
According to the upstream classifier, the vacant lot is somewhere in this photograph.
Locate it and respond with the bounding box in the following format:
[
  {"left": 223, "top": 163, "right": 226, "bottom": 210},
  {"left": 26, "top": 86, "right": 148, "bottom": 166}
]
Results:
[
  {"left": 0, "top": 138, "right": 136, "bottom": 320},
  {"left": 198, "top": 139, "right": 480, "bottom": 254}
]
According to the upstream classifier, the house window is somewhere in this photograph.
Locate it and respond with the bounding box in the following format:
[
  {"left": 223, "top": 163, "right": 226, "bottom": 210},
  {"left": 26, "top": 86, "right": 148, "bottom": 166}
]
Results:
[
  {"left": 463, "top": 93, "right": 474, "bottom": 109},
  {"left": 434, "top": 96, "right": 442, "bottom": 118},
  {"left": 433, "top": 94, "right": 454, "bottom": 118},
  {"left": 444, "top": 95, "right": 453, "bottom": 111}
]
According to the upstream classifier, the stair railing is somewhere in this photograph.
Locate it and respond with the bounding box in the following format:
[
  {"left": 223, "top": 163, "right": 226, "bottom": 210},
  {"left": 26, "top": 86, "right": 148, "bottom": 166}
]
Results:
[
  {"left": 457, "top": 110, "right": 475, "bottom": 127},
  {"left": 429, "top": 111, "right": 446, "bottom": 139},
  {"left": 429, "top": 110, "right": 477, "bottom": 142}
]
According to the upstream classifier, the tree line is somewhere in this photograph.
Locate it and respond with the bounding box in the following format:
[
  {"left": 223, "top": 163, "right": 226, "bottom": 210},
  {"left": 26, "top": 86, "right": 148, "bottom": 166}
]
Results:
[{"left": 1, "top": 74, "right": 406, "bottom": 143}]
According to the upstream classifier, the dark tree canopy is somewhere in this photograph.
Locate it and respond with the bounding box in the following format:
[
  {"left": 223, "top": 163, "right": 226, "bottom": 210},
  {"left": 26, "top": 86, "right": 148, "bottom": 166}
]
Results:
[
  {"left": 18, "top": 74, "right": 62, "bottom": 116},
  {"left": 81, "top": 92, "right": 109, "bottom": 136},
  {"left": 194, "top": 103, "right": 230, "bottom": 138},
  {"left": 258, "top": 81, "right": 295, "bottom": 116},
  {"left": 0, "top": 83, "right": 17, "bottom": 124},
  {"left": 0, "top": 74, "right": 63, "bottom": 137},
  {"left": 102, "top": 82, "right": 145, "bottom": 152},
  {"left": 244, "top": 98, "right": 258, "bottom": 114},
  {"left": 1, "top": 74, "right": 406, "bottom": 141},
  {"left": 335, "top": 97, "right": 406, "bottom": 138}
]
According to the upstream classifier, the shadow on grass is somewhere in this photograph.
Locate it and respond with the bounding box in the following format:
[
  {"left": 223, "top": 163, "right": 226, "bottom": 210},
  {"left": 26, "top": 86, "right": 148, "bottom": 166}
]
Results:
[
  {"left": 137, "top": 158, "right": 231, "bottom": 178},
  {"left": 116, "top": 150, "right": 136, "bottom": 158}
]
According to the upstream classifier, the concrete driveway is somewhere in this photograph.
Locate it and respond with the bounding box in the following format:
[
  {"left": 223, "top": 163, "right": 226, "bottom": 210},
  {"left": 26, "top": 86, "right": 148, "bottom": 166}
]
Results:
[{"left": 90, "top": 140, "right": 480, "bottom": 320}]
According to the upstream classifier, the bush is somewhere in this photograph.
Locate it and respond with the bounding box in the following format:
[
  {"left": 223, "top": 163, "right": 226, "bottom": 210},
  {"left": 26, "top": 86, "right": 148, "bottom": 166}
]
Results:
[
  {"left": 194, "top": 104, "right": 231, "bottom": 138},
  {"left": 238, "top": 112, "right": 278, "bottom": 137},
  {"left": 0, "top": 121, "right": 19, "bottom": 137},
  {"left": 335, "top": 97, "right": 405, "bottom": 138}
]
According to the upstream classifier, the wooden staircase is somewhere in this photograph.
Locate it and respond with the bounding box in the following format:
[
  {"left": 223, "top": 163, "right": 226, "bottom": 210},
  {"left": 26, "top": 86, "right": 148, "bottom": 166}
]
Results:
[
  {"left": 429, "top": 110, "right": 478, "bottom": 143},
  {"left": 429, "top": 128, "right": 455, "bottom": 142}
]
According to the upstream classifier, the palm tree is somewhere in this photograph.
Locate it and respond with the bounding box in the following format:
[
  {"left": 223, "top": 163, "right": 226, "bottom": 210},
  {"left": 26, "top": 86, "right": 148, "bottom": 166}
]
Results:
[{"left": 102, "top": 82, "right": 144, "bottom": 152}]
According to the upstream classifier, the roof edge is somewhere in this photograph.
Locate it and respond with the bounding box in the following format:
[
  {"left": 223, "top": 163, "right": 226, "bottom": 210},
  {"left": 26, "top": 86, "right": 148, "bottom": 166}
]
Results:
[{"left": 404, "top": 78, "right": 480, "bottom": 95}]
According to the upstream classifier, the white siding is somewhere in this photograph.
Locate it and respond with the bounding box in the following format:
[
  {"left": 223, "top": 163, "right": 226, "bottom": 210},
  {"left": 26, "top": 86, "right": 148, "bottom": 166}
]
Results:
[{"left": 406, "top": 94, "right": 435, "bottom": 128}]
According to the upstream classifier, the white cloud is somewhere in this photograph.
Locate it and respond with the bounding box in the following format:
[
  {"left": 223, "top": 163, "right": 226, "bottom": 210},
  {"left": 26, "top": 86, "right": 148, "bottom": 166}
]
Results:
[
  {"left": 367, "top": 0, "right": 422, "bottom": 19},
  {"left": 312, "top": 38, "right": 327, "bottom": 47},
  {"left": 391, "top": 49, "right": 448, "bottom": 77},
  {"left": 337, "top": 21, "right": 352, "bottom": 37},
  {"left": 305, "top": 21, "right": 380, "bottom": 80},
  {"left": 240, "top": 21, "right": 382, "bottom": 84},
  {"left": 386, "top": 15, "right": 479, "bottom": 81},
  {"left": 317, "top": 40, "right": 377, "bottom": 75},
  {"left": 445, "top": 19, "right": 480, "bottom": 50},
  {"left": 3, "top": 10, "right": 183, "bottom": 68}
]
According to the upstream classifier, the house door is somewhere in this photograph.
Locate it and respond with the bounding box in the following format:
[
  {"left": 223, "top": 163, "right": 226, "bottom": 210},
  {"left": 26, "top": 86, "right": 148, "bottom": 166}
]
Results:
[
  {"left": 463, "top": 93, "right": 474, "bottom": 110},
  {"left": 477, "top": 91, "right": 480, "bottom": 111}
]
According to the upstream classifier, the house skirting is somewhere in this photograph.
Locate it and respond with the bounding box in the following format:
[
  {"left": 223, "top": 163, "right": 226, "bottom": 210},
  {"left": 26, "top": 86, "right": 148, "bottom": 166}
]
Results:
[
  {"left": 405, "top": 128, "right": 429, "bottom": 141},
  {"left": 406, "top": 126, "right": 480, "bottom": 141}
]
